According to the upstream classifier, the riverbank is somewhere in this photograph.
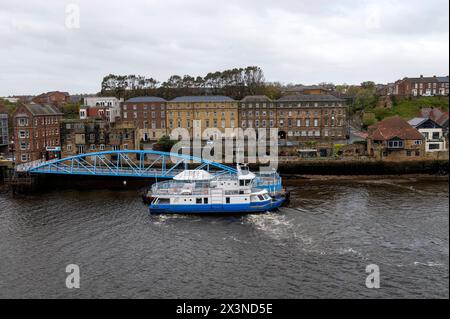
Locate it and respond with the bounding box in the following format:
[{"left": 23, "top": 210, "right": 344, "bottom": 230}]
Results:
[
  {"left": 264, "top": 159, "right": 449, "bottom": 176},
  {"left": 282, "top": 174, "right": 448, "bottom": 185}
]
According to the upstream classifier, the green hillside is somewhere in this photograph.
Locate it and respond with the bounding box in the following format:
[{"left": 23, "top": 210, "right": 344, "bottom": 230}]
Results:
[{"left": 363, "top": 96, "right": 449, "bottom": 127}]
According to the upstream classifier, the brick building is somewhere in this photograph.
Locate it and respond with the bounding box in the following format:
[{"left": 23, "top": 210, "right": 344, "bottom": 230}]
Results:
[
  {"left": 32, "top": 91, "right": 70, "bottom": 107},
  {"left": 60, "top": 119, "right": 137, "bottom": 158},
  {"left": 239, "top": 95, "right": 276, "bottom": 136},
  {"left": 276, "top": 94, "right": 347, "bottom": 142},
  {"left": 394, "top": 75, "right": 449, "bottom": 97},
  {"left": 13, "top": 104, "right": 64, "bottom": 163},
  {"left": 367, "top": 116, "right": 425, "bottom": 161},
  {"left": 121, "top": 97, "right": 167, "bottom": 142}
]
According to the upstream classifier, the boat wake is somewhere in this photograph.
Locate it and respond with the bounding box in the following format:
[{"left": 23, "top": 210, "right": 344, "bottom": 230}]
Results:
[{"left": 242, "top": 212, "right": 300, "bottom": 241}]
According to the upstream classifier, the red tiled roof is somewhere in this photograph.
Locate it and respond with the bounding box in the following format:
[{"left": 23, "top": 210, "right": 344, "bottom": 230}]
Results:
[
  {"left": 419, "top": 108, "right": 449, "bottom": 126},
  {"left": 436, "top": 112, "right": 449, "bottom": 126},
  {"left": 368, "top": 116, "right": 424, "bottom": 141}
]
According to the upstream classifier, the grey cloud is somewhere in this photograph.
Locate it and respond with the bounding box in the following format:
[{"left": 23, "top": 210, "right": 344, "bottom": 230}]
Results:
[{"left": 0, "top": 0, "right": 448, "bottom": 96}]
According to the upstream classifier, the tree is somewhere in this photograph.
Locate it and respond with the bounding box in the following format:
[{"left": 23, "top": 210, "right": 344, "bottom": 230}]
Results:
[
  {"left": 99, "top": 66, "right": 269, "bottom": 100},
  {"left": 61, "top": 103, "right": 80, "bottom": 119},
  {"left": 153, "top": 135, "right": 177, "bottom": 152}
]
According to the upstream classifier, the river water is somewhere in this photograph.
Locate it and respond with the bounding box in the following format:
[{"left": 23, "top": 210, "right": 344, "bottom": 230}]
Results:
[{"left": 0, "top": 177, "right": 448, "bottom": 299}]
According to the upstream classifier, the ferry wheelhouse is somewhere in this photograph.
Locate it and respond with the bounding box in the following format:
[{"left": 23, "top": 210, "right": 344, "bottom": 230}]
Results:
[{"left": 147, "top": 166, "right": 286, "bottom": 214}]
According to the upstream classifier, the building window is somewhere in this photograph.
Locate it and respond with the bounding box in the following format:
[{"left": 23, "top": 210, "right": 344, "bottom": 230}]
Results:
[
  {"left": 100, "top": 144, "right": 105, "bottom": 150},
  {"left": 388, "top": 140, "right": 404, "bottom": 148},
  {"left": 429, "top": 144, "right": 440, "bottom": 150},
  {"left": 432, "top": 132, "right": 440, "bottom": 140},
  {"left": 18, "top": 118, "right": 28, "bottom": 126}
]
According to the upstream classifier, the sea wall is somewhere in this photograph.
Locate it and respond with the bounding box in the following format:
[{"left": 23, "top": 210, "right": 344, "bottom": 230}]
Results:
[{"left": 258, "top": 159, "right": 449, "bottom": 176}]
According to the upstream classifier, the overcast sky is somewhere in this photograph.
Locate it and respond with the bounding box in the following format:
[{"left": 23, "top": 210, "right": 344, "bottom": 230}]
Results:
[{"left": 0, "top": 0, "right": 448, "bottom": 96}]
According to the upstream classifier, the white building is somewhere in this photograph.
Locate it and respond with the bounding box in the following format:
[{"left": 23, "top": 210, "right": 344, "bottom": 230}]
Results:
[
  {"left": 84, "top": 96, "right": 123, "bottom": 108},
  {"left": 80, "top": 97, "right": 123, "bottom": 123},
  {"left": 408, "top": 118, "right": 447, "bottom": 152}
]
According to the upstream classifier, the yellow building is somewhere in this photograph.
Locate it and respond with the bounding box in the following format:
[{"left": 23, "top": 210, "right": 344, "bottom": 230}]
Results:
[{"left": 166, "top": 96, "right": 238, "bottom": 139}]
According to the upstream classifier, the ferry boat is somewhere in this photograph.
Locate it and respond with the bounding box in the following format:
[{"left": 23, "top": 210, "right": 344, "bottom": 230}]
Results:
[{"left": 146, "top": 165, "right": 287, "bottom": 214}]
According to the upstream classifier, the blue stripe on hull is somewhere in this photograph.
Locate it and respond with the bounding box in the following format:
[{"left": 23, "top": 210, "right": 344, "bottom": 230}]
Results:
[{"left": 149, "top": 198, "right": 285, "bottom": 215}]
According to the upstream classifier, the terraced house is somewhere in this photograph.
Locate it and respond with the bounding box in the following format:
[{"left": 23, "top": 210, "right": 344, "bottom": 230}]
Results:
[
  {"left": 121, "top": 97, "right": 167, "bottom": 142},
  {"left": 166, "top": 96, "right": 238, "bottom": 140},
  {"left": 394, "top": 75, "right": 449, "bottom": 97}
]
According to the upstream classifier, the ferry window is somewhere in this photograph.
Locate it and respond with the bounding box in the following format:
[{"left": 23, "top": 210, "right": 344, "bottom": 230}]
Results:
[
  {"left": 196, "top": 198, "right": 202, "bottom": 204},
  {"left": 204, "top": 198, "right": 208, "bottom": 204},
  {"left": 258, "top": 195, "right": 265, "bottom": 201},
  {"left": 240, "top": 180, "right": 245, "bottom": 187},
  {"left": 226, "top": 197, "right": 230, "bottom": 204}
]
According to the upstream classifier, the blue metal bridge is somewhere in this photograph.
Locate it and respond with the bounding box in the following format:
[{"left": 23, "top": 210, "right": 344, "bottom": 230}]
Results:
[{"left": 17, "top": 150, "right": 237, "bottom": 179}]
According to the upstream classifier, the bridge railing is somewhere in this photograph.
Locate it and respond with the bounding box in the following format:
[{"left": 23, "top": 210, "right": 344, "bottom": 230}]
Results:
[
  {"left": 23, "top": 150, "right": 238, "bottom": 178},
  {"left": 15, "top": 159, "right": 47, "bottom": 172}
]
